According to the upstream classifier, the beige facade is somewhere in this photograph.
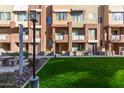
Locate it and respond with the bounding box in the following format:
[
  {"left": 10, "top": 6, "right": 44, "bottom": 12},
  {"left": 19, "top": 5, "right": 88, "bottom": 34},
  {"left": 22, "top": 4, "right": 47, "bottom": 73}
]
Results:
[
  {"left": 52, "top": 5, "right": 101, "bottom": 55},
  {"left": 0, "top": 5, "right": 124, "bottom": 55},
  {"left": 0, "top": 5, "right": 49, "bottom": 54},
  {"left": 103, "top": 5, "right": 124, "bottom": 55}
]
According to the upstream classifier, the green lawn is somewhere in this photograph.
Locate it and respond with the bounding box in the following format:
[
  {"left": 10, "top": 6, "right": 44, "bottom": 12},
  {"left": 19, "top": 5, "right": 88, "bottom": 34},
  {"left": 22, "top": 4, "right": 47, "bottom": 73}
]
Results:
[{"left": 37, "top": 57, "right": 124, "bottom": 88}]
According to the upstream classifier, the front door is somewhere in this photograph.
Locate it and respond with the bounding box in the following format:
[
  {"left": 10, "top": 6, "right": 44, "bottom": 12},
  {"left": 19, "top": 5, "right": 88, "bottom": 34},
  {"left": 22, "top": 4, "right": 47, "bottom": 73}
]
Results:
[
  {"left": 119, "top": 47, "right": 124, "bottom": 55},
  {"left": 88, "top": 43, "right": 97, "bottom": 55}
]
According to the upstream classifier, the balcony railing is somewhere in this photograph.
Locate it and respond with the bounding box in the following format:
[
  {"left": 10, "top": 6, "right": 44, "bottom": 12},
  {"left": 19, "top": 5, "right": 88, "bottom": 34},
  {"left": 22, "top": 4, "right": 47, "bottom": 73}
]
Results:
[
  {"left": 23, "top": 35, "right": 28, "bottom": 40},
  {"left": 31, "top": 38, "right": 40, "bottom": 43},
  {"left": 111, "top": 35, "right": 120, "bottom": 41},
  {"left": 0, "top": 34, "right": 6, "bottom": 40},
  {"left": 55, "top": 35, "right": 64, "bottom": 40},
  {"left": 72, "top": 35, "right": 85, "bottom": 40}
]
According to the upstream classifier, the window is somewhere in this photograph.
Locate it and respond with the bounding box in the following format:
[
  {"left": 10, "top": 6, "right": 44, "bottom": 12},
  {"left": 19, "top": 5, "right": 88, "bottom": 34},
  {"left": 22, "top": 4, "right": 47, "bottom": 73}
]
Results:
[
  {"left": 89, "top": 29, "right": 96, "bottom": 35},
  {"left": 72, "top": 29, "right": 83, "bottom": 35},
  {"left": 36, "top": 29, "right": 40, "bottom": 36},
  {"left": 88, "top": 29, "right": 96, "bottom": 40},
  {"left": 0, "top": 12, "right": 11, "bottom": 20},
  {"left": 72, "top": 44, "right": 83, "bottom": 51},
  {"left": 112, "top": 13, "right": 123, "bottom": 21},
  {"left": 56, "top": 12, "right": 67, "bottom": 21},
  {"left": 89, "top": 13, "right": 96, "bottom": 20},
  {"left": 112, "top": 30, "right": 118, "bottom": 35},
  {"left": 0, "top": 12, "right": 4, "bottom": 20},
  {"left": 98, "top": 17, "right": 102, "bottom": 23},
  {"left": 36, "top": 12, "right": 41, "bottom": 24},
  {"left": 72, "top": 12, "right": 83, "bottom": 22},
  {"left": 17, "top": 12, "right": 28, "bottom": 21},
  {"left": 23, "top": 28, "right": 28, "bottom": 35}
]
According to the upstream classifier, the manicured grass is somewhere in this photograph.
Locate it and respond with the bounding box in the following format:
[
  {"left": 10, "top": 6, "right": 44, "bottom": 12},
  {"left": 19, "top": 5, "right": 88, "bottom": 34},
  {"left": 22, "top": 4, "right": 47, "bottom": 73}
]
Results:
[{"left": 37, "top": 57, "right": 124, "bottom": 88}]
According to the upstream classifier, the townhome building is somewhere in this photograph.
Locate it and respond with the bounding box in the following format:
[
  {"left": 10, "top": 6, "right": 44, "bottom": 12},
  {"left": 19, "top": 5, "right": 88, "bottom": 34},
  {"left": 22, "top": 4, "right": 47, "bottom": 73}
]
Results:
[
  {"left": 103, "top": 5, "right": 124, "bottom": 55},
  {"left": 52, "top": 5, "right": 101, "bottom": 55},
  {"left": 0, "top": 5, "right": 124, "bottom": 56},
  {"left": 0, "top": 5, "right": 49, "bottom": 54}
]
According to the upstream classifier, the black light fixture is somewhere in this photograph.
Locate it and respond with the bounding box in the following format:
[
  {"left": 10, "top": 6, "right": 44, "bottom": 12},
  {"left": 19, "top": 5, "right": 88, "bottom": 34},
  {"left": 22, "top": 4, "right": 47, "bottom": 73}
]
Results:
[{"left": 29, "top": 10, "right": 39, "bottom": 88}]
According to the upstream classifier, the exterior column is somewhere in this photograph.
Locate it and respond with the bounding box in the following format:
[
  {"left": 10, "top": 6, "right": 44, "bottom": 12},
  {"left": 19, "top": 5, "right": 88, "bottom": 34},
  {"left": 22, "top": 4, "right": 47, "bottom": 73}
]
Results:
[
  {"left": 10, "top": 42, "right": 18, "bottom": 52},
  {"left": 40, "top": 5, "right": 46, "bottom": 53},
  {"left": 68, "top": 22, "right": 72, "bottom": 51},
  {"left": 108, "top": 28, "right": 112, "bottom": 51},
  {"left": 52, "top": 28, "right": 55, "bottom": 54},
  {"left": 10, "top": 33, "right": 18, "bottom": 52},
  {"left": 102, "top": 29, "right": 106, "bottom": 49},
  {"left": 97, "top": 25, "right": 100, "bottom": 52},
  {"left": 28, "top": 44, "right": 33, "bottom": 54},
  {"left": 84, "top": 24, "right": 88, "bottom": 51},
  {"left": 85, "top": 43, "right": 89, "bottom": 51}
]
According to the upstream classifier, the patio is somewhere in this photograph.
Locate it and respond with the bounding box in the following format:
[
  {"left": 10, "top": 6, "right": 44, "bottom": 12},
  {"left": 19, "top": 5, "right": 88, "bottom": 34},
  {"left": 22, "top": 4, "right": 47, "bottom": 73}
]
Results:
[
  {"left": 0, "top": 62, "right": 19, "bottom": 73},
  {"left": 0, "top": 61, "right": 28, "bottom": 73}
]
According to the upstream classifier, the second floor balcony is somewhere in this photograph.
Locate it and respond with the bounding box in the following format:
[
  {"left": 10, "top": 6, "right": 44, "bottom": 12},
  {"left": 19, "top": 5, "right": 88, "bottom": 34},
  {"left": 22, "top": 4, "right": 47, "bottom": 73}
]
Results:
[
  {"left": 111, "top": 35, "right": 120, "bottom": 41},
  {"left": 0, "top": 34, "right": 10, "bottom": 42},
  {"left": 111, "top": 35, "right": 124, "bottom": 42},
  {"left": 55, "top": 35, "right": 64, "bottom": 40},
  {"left": 55, "top": 34, "right": 68, "bottom": 42},
  {"left": 72, "top": 35, "right": 85, "bottom": 40}
]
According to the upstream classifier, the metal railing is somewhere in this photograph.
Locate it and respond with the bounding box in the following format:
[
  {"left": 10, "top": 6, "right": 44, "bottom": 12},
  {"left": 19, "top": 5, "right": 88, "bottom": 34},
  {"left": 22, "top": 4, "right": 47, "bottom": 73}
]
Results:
[
  {"left": 72, "top": 35, "right": 84, "bottom": 40},
  {"left": 55, "top": 35, "right": 64, "bottom": 40}
]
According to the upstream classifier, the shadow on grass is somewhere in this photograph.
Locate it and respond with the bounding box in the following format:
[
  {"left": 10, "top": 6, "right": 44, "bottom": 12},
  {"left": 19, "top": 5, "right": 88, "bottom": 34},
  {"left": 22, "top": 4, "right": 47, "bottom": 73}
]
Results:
[{"left": 37, "top": 57, "right": 124, "bottom": 88}]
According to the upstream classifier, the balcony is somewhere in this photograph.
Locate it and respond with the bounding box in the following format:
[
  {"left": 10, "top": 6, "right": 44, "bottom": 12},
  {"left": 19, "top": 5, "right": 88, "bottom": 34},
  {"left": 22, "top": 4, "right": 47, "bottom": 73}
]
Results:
[
  {"left": 72, "top": 35, "right": 85, "bottom": 40},
  {"left": 110, "top": 35, "right": 124, "bottom": 42},
  {"left": 23, "top": 35, "right": 28, "bottom": 40},
  {"left": 0, "top": 34, "right": 10, "bottom": 42},
  {"left": 111, "top": 35, "right": 121, "bottom": 41},
  {"left": 55, "top": 34, "right": 68, "bottom": 42},
  {"left": 55, "top": 35, "right": 64, "bottom": 40},
  {"left": 31, "top": 38, "right": 40, "bottom": 43}
]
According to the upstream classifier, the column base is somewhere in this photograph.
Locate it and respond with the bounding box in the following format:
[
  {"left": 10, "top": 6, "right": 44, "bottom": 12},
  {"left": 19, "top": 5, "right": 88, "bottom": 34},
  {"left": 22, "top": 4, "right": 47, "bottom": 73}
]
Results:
[{"left": 29, "top": 76, "right": 39, "bottom": 88}]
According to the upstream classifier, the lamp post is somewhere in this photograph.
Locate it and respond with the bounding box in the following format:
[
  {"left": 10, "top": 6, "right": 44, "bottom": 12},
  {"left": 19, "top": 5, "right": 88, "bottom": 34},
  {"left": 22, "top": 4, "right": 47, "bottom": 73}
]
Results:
[{"left": 29, "top": 10, "right": 39, "bottom": 88}]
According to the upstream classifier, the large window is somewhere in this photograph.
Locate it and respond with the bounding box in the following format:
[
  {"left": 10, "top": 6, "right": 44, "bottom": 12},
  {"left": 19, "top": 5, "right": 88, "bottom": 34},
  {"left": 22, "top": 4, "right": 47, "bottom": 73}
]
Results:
[
  {"left": 112, "top": 13, "right": 124, "bottom": 21},
  {"left": 0, "top": 12, "right": 11, "bottom": 20},
  {"left": 23, "top": 28, "right": 29, "bottom": 35},
  {"left": 17, "top": 12, "right": 28, "bottom": 21},
  {"left": 72, "top": 12, "right": 83, "bottom": 22},
  {"left": 72, "top": 29, "right": 83, "bottom": 35},
  {"left": 88, "top": 29, "right": 96, "bottom": 40},
  {"left": 56, "top": 12, "right": 67, "bottom": 21}
]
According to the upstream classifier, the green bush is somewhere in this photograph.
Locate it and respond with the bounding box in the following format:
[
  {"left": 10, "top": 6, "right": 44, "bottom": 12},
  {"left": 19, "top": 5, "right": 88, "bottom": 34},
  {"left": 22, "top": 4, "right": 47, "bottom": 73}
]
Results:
[{"left": 7, "top": 51, "right": 29, "bottom": 57}]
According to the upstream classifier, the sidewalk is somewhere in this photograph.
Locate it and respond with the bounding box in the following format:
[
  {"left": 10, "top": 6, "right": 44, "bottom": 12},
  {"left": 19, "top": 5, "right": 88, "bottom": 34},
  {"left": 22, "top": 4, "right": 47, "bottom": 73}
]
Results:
[{"left": 37, "top": 55, "right": 124, "bottom": 58}]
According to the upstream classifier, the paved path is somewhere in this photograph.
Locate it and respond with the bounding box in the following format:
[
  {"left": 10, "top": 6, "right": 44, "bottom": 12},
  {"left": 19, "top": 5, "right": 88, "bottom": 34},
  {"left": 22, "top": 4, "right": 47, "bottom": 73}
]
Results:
[
  {"left": 0, "top": 62, "right": 28, "bottom": 73},
  {"left": 0, "top": 63, "right": 19, "bottom": 73},
  {"left": 35, "top": 55, "right": 124, "bottom": 58}
]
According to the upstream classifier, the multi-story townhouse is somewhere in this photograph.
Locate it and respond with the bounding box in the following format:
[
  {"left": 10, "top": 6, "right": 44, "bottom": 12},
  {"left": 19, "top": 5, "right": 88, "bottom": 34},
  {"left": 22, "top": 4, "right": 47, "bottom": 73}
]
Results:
[
  {"left": 1, "top": 5, "right": 124, "bottom": 56},
  {"left": 0, "top": 5, "right": 49, "bottom": 54},
  {"left": 103, "top": 5, "right": 124, "bottom": 55},
  {"left": 52, "top": 5, "right": 101, "bottom": 55}
]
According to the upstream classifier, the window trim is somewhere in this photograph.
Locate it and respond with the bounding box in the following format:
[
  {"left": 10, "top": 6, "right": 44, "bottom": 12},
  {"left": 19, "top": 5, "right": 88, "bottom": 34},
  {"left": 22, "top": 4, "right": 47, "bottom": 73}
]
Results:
[
  {"left": 0, "top": 12, "right": 11, "bottom": 20},
  {"left": 72, "top": 12, "right": 84, "bottom": 22}
]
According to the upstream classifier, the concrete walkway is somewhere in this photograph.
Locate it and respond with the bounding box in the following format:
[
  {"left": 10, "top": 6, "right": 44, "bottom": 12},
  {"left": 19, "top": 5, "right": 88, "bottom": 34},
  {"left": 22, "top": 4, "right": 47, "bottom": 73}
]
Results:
[
  {"left": 37, "top": 55, "right": 124, "bottom": 58},
  {"left": 0, "top": 63, "right": 19, "bottom": 73},
  {"left": 0, "top": 62, "right": 28, "bottom": 73}
]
